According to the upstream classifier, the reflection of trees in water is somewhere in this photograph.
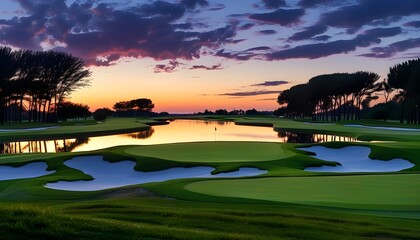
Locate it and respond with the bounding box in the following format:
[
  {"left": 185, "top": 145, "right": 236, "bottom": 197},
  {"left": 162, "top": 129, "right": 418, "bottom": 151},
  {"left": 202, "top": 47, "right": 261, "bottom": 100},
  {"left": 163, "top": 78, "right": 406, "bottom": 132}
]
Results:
[
  {"left": 277, "top": 131, "right": 357, "bottom": 143},
  {"left": 56, "top": 138, "right": 90, "bottom": 152},
  {"left": 125, "top": 129, "right": 155, "bottom": 139},
  {"left": 203, "top": 121, "right": 230, "bottom": 125},
  {"left": 0, "top": 138, "right": 90, "bottom": 154}
]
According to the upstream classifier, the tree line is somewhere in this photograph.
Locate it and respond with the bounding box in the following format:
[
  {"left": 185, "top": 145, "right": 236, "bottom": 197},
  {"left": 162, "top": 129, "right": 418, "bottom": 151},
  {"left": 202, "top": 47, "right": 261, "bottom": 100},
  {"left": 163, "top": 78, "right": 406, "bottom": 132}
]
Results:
[
  {"left": 113, "top": 98, "right": 155, "bottom": 117},
  {"left": 0, "top": 47, "right": 91, "bottom": 124},
  {"left": 277, "top": 58, "right": 420, "bottom": 124}
]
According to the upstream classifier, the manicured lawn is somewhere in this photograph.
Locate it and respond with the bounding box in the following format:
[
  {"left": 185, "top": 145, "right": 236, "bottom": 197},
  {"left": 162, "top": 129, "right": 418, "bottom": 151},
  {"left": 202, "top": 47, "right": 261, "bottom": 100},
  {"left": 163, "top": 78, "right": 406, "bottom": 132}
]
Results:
[
  {"left": 184, "top": 174, "right": 420, "bottom": 211},
  {"left": 124, "top": 141, "right": 296, "bottom": 162}
]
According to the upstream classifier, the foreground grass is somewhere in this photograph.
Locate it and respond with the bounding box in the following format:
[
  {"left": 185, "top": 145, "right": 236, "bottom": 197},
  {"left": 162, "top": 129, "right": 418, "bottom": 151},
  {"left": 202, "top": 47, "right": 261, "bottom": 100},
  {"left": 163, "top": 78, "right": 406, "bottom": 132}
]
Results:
[{"left": 1, "top": 198, "right": 420, "bottom": 240}]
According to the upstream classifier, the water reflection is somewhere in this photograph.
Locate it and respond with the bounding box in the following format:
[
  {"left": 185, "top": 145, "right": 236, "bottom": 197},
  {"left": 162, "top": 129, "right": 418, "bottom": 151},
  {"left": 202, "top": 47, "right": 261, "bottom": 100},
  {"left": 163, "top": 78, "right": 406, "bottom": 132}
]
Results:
[
  {"left": 0, "top": 138, "right": 90, "bottom": 154},
  {"left": 277, "top": 131, "right": 357, "bottom": 143},
  {"left": 124, "top": 129, "right": 155, "bottom": 139},
  {"left": 0, "top": 119, "right": 357, "bottom": 154}
]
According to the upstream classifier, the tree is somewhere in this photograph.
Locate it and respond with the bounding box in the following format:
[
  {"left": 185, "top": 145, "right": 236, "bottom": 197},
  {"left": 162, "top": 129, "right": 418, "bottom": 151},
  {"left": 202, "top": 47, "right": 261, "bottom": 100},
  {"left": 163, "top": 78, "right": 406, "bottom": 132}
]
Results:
[
  {"left": 0, "top": 47, "right": 19, "bottom": 125},
  {"left": 57, "top": 101, "right": 91, "bottom": 121},
  {"left": 93, "top": 108, "right": 113, "bottom": 121},
  {"left": 387, "top": 58, "right": 420, "bottom": 123},
  {"left": 0, "top": 47, "right": 91, "bottom": 124}
]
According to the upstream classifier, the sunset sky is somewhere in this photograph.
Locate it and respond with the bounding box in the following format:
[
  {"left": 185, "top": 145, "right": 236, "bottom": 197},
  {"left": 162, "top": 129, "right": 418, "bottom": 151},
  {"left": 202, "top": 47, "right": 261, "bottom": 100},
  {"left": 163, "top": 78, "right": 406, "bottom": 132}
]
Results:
[{"left": 0, "top": 0, "right": 419, "bottom": 113}]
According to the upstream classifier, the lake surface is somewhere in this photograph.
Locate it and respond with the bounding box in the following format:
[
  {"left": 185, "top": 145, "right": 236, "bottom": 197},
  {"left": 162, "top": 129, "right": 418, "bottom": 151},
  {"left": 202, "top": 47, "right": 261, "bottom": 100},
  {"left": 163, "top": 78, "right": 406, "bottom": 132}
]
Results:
[{"left": 0, "top": 119, "right": 357, "bottom": 154}]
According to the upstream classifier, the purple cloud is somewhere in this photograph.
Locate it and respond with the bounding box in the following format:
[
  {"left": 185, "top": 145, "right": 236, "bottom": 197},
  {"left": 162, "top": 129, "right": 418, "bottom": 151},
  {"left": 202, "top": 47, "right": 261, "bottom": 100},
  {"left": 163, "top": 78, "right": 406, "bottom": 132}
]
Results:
[
  {"left": 239, "top": 23, "right": 255, "bottom": 30},
  {"left": 288, "top": 25, "right": 328, "bottom": 41},
  {"left": 180, "top": 0, "right": 209, "bottom": 10},
  {"left": 320, "top": 0, "right": 420, "bottom": 32},
  {"left": 251, "top": 80, "right": 289, "bottom": 86},
  {"left": 298, "top": 0, "right": 343, "bottom": 8},
  {"left": 154, "top": 60, "right": 181, "bottom": 73},
  {"left": 0, "top": 0, "right": 238, "bottom": 66},
  {"left": 261, "top": 0, "right": 287, "bottom": 9},
  {"left": 189, "top": 64, "right": 223, "bottom": 70},
  {"left": 268, "top": 27, "right": 402, "bottom": 60},
  {"left": 313, "top": 35, "right": 331, "bottom": 41},
  {"left": 249, "top": 8, "right": 305, "bottom": 26},
  {"left": 360, "top": 38, "right": 420, "bottom": 58},
  {"left": 219, "top": 90, "right": 280, "bottom": 97},
  {"left": 258, "top": 29, "right": 277, "bottom": 35},
  {"left": 405, "top": 21, "right": 420, "bottom": 28}
]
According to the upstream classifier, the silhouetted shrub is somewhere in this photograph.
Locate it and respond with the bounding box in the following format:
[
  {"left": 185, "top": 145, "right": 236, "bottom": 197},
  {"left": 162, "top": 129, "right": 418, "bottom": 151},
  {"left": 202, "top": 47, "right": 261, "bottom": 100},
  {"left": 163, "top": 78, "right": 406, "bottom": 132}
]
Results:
[{"left": 93, "top": 108, "right": 111, "bottom": 121}]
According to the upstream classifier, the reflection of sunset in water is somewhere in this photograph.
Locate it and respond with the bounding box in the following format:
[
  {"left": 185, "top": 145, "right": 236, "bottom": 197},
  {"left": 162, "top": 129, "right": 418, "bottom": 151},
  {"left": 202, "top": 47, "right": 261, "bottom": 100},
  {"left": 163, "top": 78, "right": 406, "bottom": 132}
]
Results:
[{"left": 0, "top": 120, "right": 357, "bottom": 154}]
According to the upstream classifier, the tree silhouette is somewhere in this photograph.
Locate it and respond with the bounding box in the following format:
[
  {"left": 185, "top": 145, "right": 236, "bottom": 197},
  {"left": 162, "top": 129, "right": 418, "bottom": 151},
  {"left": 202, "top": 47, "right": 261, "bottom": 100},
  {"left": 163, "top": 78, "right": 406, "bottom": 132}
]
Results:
[
  {"left": 387, "top": 58, "right": 420, "bottom": 123},
  {"left": 0, "top": 47, "right": 91, "bottom": 124},
  {"left": 277, "top": 72, "right": 380, "bottom": 121}
]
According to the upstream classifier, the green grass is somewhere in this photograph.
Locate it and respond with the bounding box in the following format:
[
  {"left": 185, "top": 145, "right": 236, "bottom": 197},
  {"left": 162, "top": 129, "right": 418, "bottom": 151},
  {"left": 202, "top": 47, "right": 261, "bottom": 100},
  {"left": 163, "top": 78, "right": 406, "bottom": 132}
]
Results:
[
  {"left": 1, "top": 198, "right": 420, "bottom": 240},
  {"left": 184, "top": 174, "right": 420, "bottom": 211},
  {"left": 124, "top": 141, "right": 296, "bottom": 162}
]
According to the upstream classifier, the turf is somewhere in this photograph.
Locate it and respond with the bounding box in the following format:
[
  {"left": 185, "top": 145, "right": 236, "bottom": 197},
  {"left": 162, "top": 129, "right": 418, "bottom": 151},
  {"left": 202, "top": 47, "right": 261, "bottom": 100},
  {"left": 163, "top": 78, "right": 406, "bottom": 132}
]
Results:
[
  {"left": 124, "top": 141, "right": 296, "bottom": 162},
  {"left": 184, "top": 174, "right": 420, "bottom": 211},
  {"left": 1, "top": 198, "right": 420, "bottom": 240}
]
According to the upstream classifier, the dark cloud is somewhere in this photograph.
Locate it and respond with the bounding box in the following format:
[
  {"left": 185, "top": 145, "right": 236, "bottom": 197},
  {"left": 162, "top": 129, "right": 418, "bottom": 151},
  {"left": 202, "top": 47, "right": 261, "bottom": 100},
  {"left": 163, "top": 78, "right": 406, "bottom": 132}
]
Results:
[
  {"left": 251, "top": 80, "right": 288, "bottom": 87},
  {"left": 245, "top": 46, "right": 271, "bottom": 51},
  {"left": 298, "top": 0, "right": 344, "bottom": 8},
  {"left": 0, "top": 0, "right": 239, "bottom": 66},
  {"left": 320, "top": 0, "right": 420, "bottom": 32},
  {"left": 267, "top": 27, "right": 402, "bottom": 60},
  {"left": 249, "top": 8, "right": 305, "bottom": 26},
  {"left": 215, "top": 49, "right": 259, "bottom": 61},
  {"left": 209, "top": 4, "right": 225, "bottom": 11},
  {"left": 258, "top": 29, "right": 277, "bottom": 35},
  {"left": 219, "top": 90, "right": 280, "bottom": 97},
  {"left": 257, "top": 98, "right": 277, "bottom": 101},
  {"left": 261, "top": 0, "right": 287, "bottom": 9},
  {"left": 288, "top": 25, "right": 327, "bottom": 41},
  {"left": 189, "top": 64, "right": 223, "bottom": 70},
  {"left": 239, "top": 23, "right": 255, "bottom": 30},
  {"left": 313, "top": 35, "right": 331, "bottom": 41},
  {"left": 179, "top": 0, "right": 209, "bottom": 10},
  {"left": 360, "top": 38, "right": 420, "bottom": 58},
  {"left": 405, "top": 21, "right": 420, "bottom": 28},
  {"left": 154, "top": 60, "right": 181, "bottom": 73}
]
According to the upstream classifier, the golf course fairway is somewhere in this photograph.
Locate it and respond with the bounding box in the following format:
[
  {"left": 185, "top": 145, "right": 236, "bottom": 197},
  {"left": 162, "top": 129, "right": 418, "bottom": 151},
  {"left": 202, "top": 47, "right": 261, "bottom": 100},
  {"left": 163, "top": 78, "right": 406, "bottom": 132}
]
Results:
[{"left": 184, "top": 174, "right": 420, "bottom": 211}]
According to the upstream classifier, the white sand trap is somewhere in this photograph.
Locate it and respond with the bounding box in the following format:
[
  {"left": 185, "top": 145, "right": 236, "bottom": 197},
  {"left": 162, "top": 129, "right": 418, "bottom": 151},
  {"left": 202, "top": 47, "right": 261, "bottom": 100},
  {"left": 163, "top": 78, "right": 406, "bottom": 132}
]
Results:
[
  {"left": 0, "top": 162, "right": 55, "bottom": 180},
  {"left": 0, "top": 126, "right": 59, "bottom": 132},
  {"left": 344, "top": 124, "right": 420, "bottom": 132},
  {"left": 45, "top": 156, "right": 267, "bottom": 191},
  {"left": 301, "top": 146, "right": 414, "bottom": 173}
]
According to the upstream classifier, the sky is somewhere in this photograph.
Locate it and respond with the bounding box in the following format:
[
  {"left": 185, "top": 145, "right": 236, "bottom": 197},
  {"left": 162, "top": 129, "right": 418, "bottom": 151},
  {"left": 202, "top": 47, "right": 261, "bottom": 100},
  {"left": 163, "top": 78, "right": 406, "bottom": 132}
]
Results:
[{"left": 0, "top": 0, "right": 419, "bottom": 113}]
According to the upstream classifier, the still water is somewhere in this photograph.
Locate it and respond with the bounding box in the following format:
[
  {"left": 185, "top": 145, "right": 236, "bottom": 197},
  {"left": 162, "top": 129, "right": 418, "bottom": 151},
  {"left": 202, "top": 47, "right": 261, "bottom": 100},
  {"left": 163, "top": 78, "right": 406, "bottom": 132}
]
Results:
[{"left": 0, "top": 119, "right": 356, "bottom": 154}]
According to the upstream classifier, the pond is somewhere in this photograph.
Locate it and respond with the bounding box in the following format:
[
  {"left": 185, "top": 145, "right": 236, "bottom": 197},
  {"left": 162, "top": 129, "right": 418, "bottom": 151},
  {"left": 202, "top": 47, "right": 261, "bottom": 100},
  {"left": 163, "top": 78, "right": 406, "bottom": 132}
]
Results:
[{"left": 0, "top": 119, "right": 357, "bottom": 154}]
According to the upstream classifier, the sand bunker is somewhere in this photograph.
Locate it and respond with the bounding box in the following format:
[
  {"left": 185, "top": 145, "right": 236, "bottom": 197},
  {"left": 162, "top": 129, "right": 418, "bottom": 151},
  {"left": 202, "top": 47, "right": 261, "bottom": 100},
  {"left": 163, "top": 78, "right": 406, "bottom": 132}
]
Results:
[
  {"left": 301, "top": 146, "right": 414, "bottom": 172},
  {"left": 0, "top": 162, "right": 55, "bottom": 180},
  {"left": 45, "top": 156, "right": 267, "bottom": 191},
  {"left": 345, "top": 124, "right": 420, "bottom": 132},
  {"left": 0, "top": 126, "right": 59, "bottom": 132}
]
